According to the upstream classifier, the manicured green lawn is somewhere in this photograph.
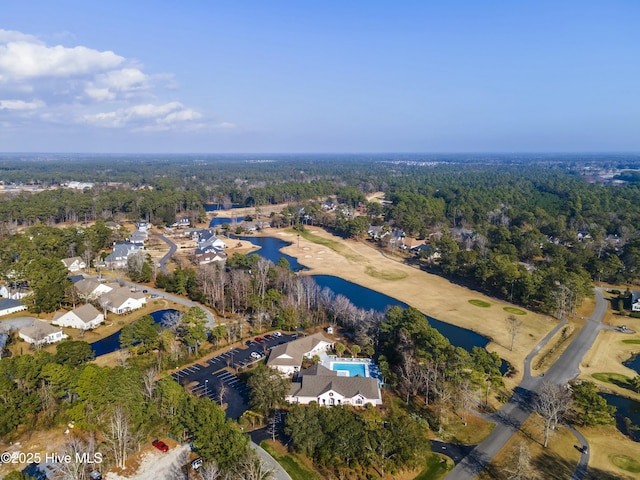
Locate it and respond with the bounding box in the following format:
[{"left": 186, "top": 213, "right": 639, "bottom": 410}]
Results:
[
  {"left": 469, "top": 299, "right": 491, "bottom": 308},
  {"left": 260, "top": 441, "right": 323, "bottom": 480},
  {"left": 611, "top": 454, "right": 640, "bottom": 473},
  {"left": 365, "top": 266, "right": 408, "bottom": 280},
  {"left": 592, "top": 372, "right": 634, "bottom": 390},
  {"left": 503, "top": 306, "right": 527, "bottom": 315},
  {"left": 622, "top": 339, "right": 640, "bottom": 345},
  {"left": 413, "top": 454, "right": 453, "bottom": 480}
]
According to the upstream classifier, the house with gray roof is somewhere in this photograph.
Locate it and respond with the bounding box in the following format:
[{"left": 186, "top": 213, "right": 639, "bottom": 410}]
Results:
[
  {"left": 103, "top": 242, "right": 143, "bottom": 269},
  {"left": 52, "top": 304, "right": 104, "bottom": 330},
  {"left": 99, "top": 287, "right": 146, "bottom": 315},
  {"left": 61, "top": 256, "right": 86, "bottom": 272},
  {"left": 287, "top": 364, "right": 382, "bottom": 406},
  {"left": 75, "top": 278, "right": 114, "bottom": 300},
  {"left": 266, "top": 333, "right": 334, "bottom": 375},
  {"left": 0, "top": 298, "right": 27, "bottom": 317},
  {"left": 19, "top": 320, "right": 67, "bottom": 345}
]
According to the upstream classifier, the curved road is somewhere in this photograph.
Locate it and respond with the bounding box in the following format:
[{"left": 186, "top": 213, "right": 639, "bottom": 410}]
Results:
[{"left": 445, "top": 289, "right": 607, "bottom": 479}]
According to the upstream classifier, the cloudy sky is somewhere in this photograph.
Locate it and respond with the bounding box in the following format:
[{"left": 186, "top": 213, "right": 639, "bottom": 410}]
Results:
[{"left": 1, "top": 1, "right": 639, "bottom": 153}]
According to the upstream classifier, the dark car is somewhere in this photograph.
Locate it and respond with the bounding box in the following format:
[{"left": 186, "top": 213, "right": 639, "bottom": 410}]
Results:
[
  {"left": 254, "top": 336, "right": 265, "bottom": 343},
  {"left": 264, "top": 334, "right": 273, "bottom": 340},
  {"left": 152, "top": 439, "right": 169, "bottom": 452},
  {"left": 142, "top": 289, "right": 148, "bottom": 293}
]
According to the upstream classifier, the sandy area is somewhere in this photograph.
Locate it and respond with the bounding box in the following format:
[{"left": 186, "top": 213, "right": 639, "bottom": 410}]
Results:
[
  {"left": 268, "top": 227, "right": 558, "bottom": 386},
  {"left": 106, "top": 444, "right": 191, "bottom": 480}
]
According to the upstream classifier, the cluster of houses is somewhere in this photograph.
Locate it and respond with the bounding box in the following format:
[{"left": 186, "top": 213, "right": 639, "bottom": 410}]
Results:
[
  {"left": 266, "top": 332, "right": 382, "bottom": 407},
  {"left": 0, "top": 250, "right": 149, "bottom": 347}
]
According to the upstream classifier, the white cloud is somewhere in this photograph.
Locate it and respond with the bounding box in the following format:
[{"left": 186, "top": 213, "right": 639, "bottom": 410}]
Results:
[
  {"left": 0, "top": 99, "right": 45, "bottom": 110},
  {"left": 0, "top": 28, "right": 225, "bottom": 134},
  {"left": 83, "top": 102, "right": 203, "bottom": 131}
]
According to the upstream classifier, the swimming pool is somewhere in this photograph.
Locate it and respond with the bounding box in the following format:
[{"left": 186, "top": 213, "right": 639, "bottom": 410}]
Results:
[{"left": 331, "top": 362, "right": 368, "bottom": 377}]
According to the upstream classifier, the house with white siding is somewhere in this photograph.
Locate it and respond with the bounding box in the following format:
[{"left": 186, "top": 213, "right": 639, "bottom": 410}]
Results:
[
  {"left": 266, "top": 333, "right": 333, "bottom": 375},
  {"left": 52, "top": 304, "right": 105, "bottom": 330},
  {"left": 61, "top": 256, "right": 86, "bottom": 272},
  {"left": 19, "top": 320, "right": 67, "bottom": 345},
  {"left": 0, "top": 298, "right": 28, "bottom": 317},
  {"left": 99, "top": 287, "right": 147, "bottom": 315}
]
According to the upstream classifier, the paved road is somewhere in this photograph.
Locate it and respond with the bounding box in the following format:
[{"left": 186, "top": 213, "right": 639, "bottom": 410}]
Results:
[
  {"left": 445, "top": 289, "right": 608, "bottom": 479},
  {"left": 153, "top": 233, "right": 177, "bottom": 272}
]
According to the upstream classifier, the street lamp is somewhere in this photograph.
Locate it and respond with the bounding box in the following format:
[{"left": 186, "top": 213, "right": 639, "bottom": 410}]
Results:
[{"left": 205, "top": 379, "right": 209, "bottom": 398}]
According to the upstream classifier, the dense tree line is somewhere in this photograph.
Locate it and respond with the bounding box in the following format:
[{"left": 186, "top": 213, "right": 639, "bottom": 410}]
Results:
[{"left": 0, "top": 339, "right": 263, "bottom": 478}]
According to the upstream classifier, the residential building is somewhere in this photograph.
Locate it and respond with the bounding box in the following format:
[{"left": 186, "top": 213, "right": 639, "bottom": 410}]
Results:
[
  {"left": 0, "top": 298, "right": 27, "bottom": 316},
  {"left": 99, "top": 287, "right": 147, "bottom": 315},
  {"left": 74, "top": 278, "right": 114, "bottom": 300},
  {"left": 287, "top": 364, "right": 382, "bottom": 406},
  {"left": 19, "top": 320, "right": 67, "bottom": 345},
  {"left": 266, "top": 333, "right": 333, "bottom": 375},
  {"left": 103, "top": 242, "right": 143, "bottom": 269},
  {"left": 61, "top": 256, "right": 87, "bottom": 272},
  {"left": 52, "top": 304, "right": 105, "bottom": 330}
]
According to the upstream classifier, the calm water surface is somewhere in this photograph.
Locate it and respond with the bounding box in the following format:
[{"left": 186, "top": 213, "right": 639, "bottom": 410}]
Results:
[
  {"left": 601, "top": 393, "right": 640, "bottom": 441},
  {"left": 91, "top": 309, "right": 179, "bottom": 356},
  {"left": 623, "top": 354, "right": 640, "bottom": 375}
]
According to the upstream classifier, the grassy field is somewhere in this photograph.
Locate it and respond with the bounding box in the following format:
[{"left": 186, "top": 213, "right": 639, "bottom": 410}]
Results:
[
  {"left": 503, "top": 307, "right": 527, "bottom": 315},
  {"left": 260, "top": 441, "right": 323, "bottom": 480},
  {"left": 469, "top": 299, "right": 491, "bottom": 308},
  {"left": 413, "top": 455, "right": 453, "bottom": 480},
  {"left": 365, "top": 265, "right": 408, "bottom": 280},
  {"left": 622, "top": 339, "right": 640, "bottom": 345},
  {"left": 591, "top": 372, "right": 636, "bottom": 391},
  {"left": 292, "top": 228, "right": 367, "bottom": 263},
  {"left": 611, "top": 454, "right": 640, "bottom": 474}
]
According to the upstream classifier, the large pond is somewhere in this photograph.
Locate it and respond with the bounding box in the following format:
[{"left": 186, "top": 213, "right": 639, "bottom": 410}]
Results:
[
  {"left": 601, "top": 393, "right": 640, "bottom": 442},
  {"left": 313, "top": 275, "right": 490, "bottom": 352},
  {"left": 239, "top": 235, "right": 495, "bottom": 356},
  {"left": 90, "top": 309, "right": 179, "bottom": 356}
]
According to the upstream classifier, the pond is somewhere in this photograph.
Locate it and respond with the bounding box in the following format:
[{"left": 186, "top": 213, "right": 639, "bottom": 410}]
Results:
[
  {"left": 209, "top": 216, "right": 245, "bottom": 228},
  {"left": 204, "top": 204, "right": 242, "bottom": 212},
  {"left": 624, "top": 354, "right": 640, "bottom": 376},
  {"left": 239, "top": 235, "right": 497, "bottom": 359},
  {"left": 233, "top": 234, "right": 307, "bottom": 272},
  {"left": 312, "top": 275, "right": 490, "bottom": 353},
  {"left": 601, "top": 393, "right": 640, "bottom": 442},
  {"left": 90, "top": 309, "right": 179, "bottom": 357}
]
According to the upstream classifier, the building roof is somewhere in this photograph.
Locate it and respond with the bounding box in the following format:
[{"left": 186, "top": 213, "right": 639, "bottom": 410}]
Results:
[
  {"left": 267, "top": 333, "right": 333, "bottom": 368},
  {"left": 0, "top": 298, "right": 25, "bottom": 310},
  {"left": 100, "top": 287, "right": 145, "bottom": 308},
  {"left": 53, "top": 304, "right": 102, "bottom": 323},
  {"left": 20, "top": 320, "right": 62, "bottom": 339},
  {"left": 75, "top": 278, "right": 110, "bottom": 296},
  {"left": 61, "top": 256, "right": 84, "bottom": 268},
  {"left": 289, "top": 365, "right": 380, "bottom": 400}
]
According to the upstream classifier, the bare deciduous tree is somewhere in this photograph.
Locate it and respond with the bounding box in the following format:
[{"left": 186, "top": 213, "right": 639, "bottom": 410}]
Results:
[
  {"left": 104, "top": 405, "right": 132, "bottom": 469},
  {"left": 504, "top": 442, "right": 536, "bottom": 480},
  {"left": 534, "top": 382, "right": 572, "bottom": 447},
  {"left": 507, "top": 315, "right": 523, "bottom": 351},
  {"left": 142, "top": 366, "right": 158, "bottom": 401},
  {"left": 199, "top": 460, "right": 222, "bottom": 480}
]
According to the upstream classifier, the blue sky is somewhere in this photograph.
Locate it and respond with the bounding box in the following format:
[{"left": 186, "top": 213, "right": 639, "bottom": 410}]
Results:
[{"left": 1, "top": 1, "right": 638, "bottom": 153}]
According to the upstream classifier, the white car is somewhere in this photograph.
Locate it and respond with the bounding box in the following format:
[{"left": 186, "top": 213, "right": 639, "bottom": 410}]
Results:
[
  {"left": 250, "top": 351, "right": 262, "bottom": 360},
  {"left": 272, "top": 331, "right": 282, "bottom": 337}
]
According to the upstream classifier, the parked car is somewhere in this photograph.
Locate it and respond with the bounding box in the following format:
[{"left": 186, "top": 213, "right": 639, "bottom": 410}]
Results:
[
  {"left": 191, "top": 457, "right": 203, "bottom": 470},
  {"left": 254, "top": 337, "right": 265, "bottom": 343},
  {"left": 251, "top": 351, "right": 262, "bottom": 359},
  {"left": 142, "top": 289, "right": 148, "bottom": 293},
  {"left": 152, "top": 439, "right": 169, "bottom": 452},
  {"left": 264, "top": 334, "right": 273, "bottom": 340},
  {"left": 272, "top": 331, "right": 282, "bottom": 337}
]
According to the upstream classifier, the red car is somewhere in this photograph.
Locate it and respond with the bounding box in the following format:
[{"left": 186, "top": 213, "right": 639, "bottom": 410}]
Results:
[
  {"left": 263, "top": 334, "right": 273, "bottom": 340},
  {"left": 152, "top": 439, "right": 169, "bottom": 452},
  {"left": 254, "top": 337, "right": 265, "bottom": 343}
]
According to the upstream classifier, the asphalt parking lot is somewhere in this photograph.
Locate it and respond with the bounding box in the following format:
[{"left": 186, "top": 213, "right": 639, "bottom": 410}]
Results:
[{"left": 170, "top": 333, "right": 298, "bottom": 419}]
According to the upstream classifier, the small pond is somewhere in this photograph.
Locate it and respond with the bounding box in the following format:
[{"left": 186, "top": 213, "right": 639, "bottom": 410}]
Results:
[
  {"left": 233, "top": 234, "right": 307, "bottom": 272},
  {"left": 601, "top": 393, "right": 640, "bottom": 442},
  {"left": 90, "top": 309, "right": 179, "bottom": 357},
  {"left": 209, "top": 216, "right": 245, "bottom": 228},
  {"left": 623, "top": 354, "right": 640, "bottom": 376}
]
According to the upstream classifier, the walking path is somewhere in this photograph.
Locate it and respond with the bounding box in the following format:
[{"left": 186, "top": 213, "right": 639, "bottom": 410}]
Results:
[{"left": 445, "top": 289, "right": 607, "bottom": 479}]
